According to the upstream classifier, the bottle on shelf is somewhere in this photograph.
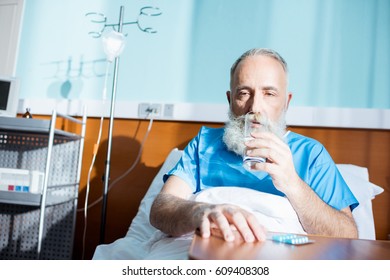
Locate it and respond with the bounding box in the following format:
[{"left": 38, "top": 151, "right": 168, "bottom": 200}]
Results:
[{"left": 22, "top": 108, "right": 33, "bottom": 118}]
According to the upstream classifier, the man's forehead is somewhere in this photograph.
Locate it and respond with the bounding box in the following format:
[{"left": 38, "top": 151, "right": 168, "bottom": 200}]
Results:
[
  {"left": 236, "top": 55, "right": 285, "bottom": 73},
  {"left": 233, "top": 56, "right": 287, "bottom": 86}
]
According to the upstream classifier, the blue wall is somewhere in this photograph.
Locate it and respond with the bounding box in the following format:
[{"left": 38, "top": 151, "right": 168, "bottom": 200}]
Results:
[{"left": 16, "top": 0, "right": 390, "bottom": 109}]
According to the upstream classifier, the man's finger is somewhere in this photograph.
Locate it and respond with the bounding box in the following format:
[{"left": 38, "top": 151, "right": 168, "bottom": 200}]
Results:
[
  {"left": 209, "top": 211, "right": 235, "bottom": 242},
  {"left": 224, "top": 208, "right": 256, "bottom": 242}
]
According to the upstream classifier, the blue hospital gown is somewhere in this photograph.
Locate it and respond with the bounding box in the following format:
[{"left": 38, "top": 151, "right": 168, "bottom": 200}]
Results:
[{"left": 164, "top": 126, "right": 358, "bottom": 211}]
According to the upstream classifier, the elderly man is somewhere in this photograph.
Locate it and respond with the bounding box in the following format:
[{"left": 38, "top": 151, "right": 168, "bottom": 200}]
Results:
[{"left": 150, "top": 48, "right": 358, "bottom": 242}]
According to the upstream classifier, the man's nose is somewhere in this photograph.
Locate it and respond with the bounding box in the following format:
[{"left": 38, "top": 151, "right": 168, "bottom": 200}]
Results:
[{"left": 249, "top": 93, "right": 264, "bottom": 113}]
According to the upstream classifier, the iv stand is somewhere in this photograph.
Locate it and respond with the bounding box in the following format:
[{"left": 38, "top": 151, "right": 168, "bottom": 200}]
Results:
[
  {"left": 100, "top": 6, "right": 124, "bottom": 244},
  {"left": 86, "top": 4, "right": 161, "bottom": 244}
]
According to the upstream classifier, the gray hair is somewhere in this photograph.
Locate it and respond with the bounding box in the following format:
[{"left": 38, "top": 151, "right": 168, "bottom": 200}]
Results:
[{"left": 230, "top": 48, "right": 289, "bottom": 86}]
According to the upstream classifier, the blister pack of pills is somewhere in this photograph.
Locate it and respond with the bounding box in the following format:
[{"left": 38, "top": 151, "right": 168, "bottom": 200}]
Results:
[{"left": 271, "top": 234, "right": 314, "bottom": 245}]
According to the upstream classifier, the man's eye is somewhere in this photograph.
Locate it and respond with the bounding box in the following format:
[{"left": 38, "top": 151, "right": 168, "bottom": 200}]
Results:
[
  {"left": 238, "top": 91, "right": 250, "bottom": 97},
  {"left": 265, "top": 91, "right": 276, "bottom": 96}
]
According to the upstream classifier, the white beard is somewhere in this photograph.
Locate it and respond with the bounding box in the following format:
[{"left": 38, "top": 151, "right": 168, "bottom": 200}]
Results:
[{"left": 222, "top": 110, "right": 287, "bottom": 156}]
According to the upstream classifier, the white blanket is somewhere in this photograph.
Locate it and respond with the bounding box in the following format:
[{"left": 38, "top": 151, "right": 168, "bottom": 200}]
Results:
[{"left": 94, "top": 187, "right": 306, "bottom": 260}]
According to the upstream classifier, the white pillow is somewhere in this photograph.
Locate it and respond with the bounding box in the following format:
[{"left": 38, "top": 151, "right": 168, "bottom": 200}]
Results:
[
  {"left": 124, "top": 148, "right": 183, "bottom": 239},
  {"left": 336, "top": 164, "right": 383, "bottom": 239},
  {"left": 93, "top": 148, "right": 184, "bottom": 259}
]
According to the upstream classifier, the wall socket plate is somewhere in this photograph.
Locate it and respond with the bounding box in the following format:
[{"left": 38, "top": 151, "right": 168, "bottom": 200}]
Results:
[
  {"left": 164, "top": 104, "right": 174, "bottom": 118},
  {"left": 138, "top": 103, "right": 175, "bottom": 119},
  {"left": 138, "top": 103, "right": 162, "bottom": 118}
]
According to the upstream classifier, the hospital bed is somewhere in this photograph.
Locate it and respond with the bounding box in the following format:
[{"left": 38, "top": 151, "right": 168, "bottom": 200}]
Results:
[{"left": 92, "top": 148, "right": 384, "bottom": 260}]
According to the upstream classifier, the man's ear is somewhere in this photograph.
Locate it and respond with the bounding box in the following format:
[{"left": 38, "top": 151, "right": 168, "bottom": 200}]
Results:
[
  {"left": 226, "top": 91, "right": 231, "bottom": 104},
  {"left": 285, "top": 92, "right": 293, "bottom": 110}
]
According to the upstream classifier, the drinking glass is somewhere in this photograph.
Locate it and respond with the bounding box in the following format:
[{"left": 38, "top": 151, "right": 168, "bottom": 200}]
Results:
[{"left": 243, "top": 112, "right": 265, "bottom": 170}]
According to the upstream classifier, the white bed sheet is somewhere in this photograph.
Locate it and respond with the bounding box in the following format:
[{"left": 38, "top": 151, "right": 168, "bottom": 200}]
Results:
[{"left": 93, "top": 148, "right": 384, "bottom": 260}]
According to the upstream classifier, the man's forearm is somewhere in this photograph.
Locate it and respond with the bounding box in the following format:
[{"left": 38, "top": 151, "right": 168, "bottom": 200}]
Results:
[
  {"left": 150, "top": 190, "right": 267, "bottom": 242},
  {"left": 286, "top": 179, "right": 358, "bottom": 238},
  {"left": 150, "top": 193, "right": 206, "bottom": 237}
]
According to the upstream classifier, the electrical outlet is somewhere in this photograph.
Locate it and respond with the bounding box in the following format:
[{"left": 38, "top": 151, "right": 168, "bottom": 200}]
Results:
[
  {"left": 138, "top": 103, "right": 161, "bottom": 118},
  {"left": 164, "top": 104, "right": 174, "bottom": 118}
]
